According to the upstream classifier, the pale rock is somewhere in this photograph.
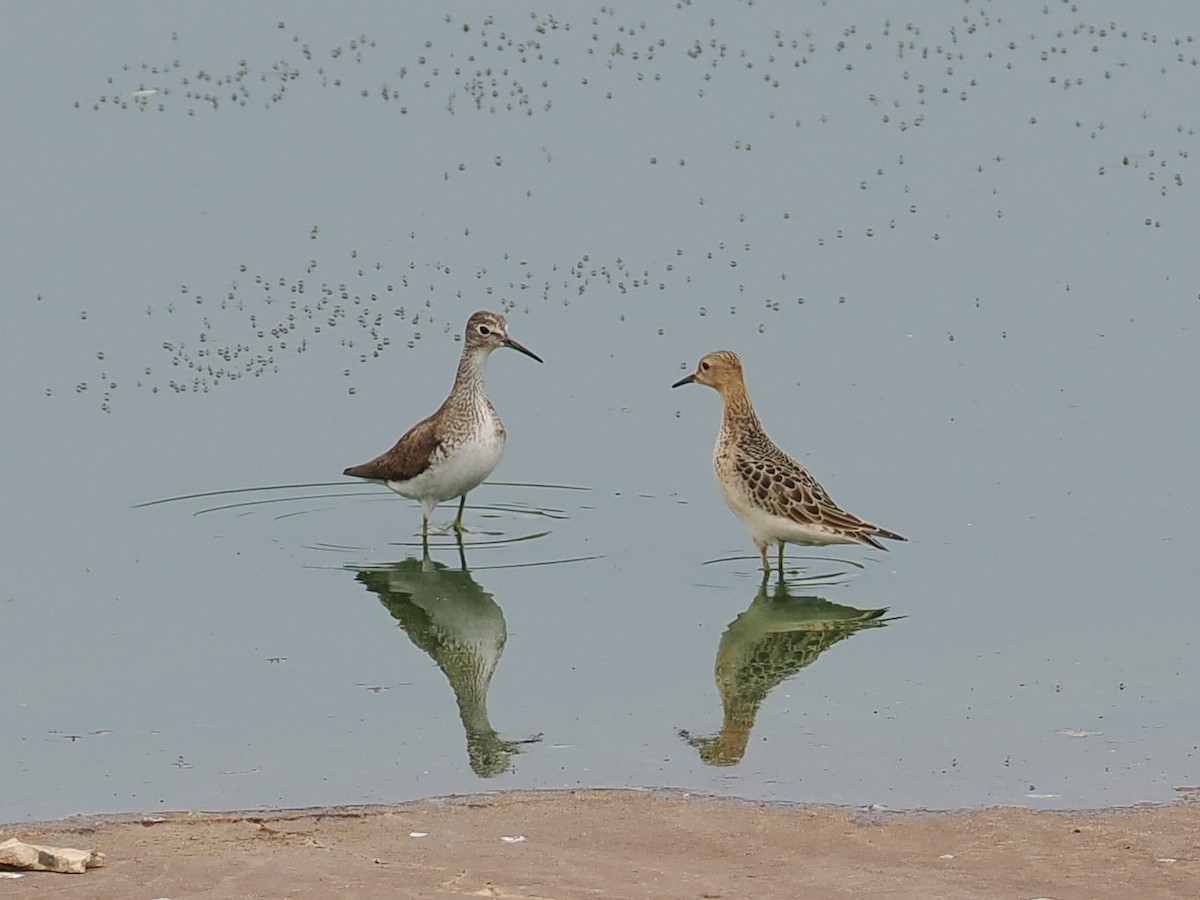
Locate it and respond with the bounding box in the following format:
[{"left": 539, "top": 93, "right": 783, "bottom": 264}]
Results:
[{"left": 0, "top": 837, "right": 107, "bottom": 874}]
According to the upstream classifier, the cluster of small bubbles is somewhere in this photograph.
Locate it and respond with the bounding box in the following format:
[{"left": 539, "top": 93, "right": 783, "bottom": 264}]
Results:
[
  {"left": 53, "top": 6, "right": 1200, "bottom": 411},
  {"left": 73, "top": 5, "right": 1198, "bottom": 234},
  {"left": 83, "top": 27, "right": 385, "bottom": 114}
]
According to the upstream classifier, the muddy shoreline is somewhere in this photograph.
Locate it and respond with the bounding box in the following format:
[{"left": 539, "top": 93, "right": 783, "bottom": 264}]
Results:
[{"left": 4, "top": 789, "right": 1198, "bottom": 898}]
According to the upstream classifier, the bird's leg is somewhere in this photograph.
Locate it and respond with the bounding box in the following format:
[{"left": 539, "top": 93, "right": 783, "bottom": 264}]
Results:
[
  {"left": 421, "top": 514, "right": 430, "bottom": 556},
  {"left": 453, "top": 518, "right": 468, "bottom": 570},
  {"left": 757, "top": 541, "right": 771, "bottom": 580},
  {"left": 777, "top": 542, "right": 786, "bottom": 577},
  {"left": 453, "top": 494, "right": 468, "bottom": 534}
]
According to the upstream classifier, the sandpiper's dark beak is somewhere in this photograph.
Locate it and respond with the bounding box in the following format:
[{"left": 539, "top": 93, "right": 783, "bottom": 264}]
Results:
[
  {"left": 504, "top": 336, "right": 543, "bottom": 363},
  {"left": 671, "top": 373, "right": 696, "bottom": 388}
]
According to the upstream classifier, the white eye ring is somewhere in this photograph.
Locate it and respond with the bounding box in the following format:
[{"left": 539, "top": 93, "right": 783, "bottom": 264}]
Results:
[{"left": 478, "top": 325, "right": 491, "bottom": 336}]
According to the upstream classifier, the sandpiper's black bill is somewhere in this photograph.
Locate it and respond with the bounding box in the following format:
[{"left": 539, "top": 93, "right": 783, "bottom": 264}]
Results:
[
  {"left": 671, "top": 374, "right": 696, "bottom": 388},
  {"left": 505, "top": 337, "right": 543, "bottom": 363}
]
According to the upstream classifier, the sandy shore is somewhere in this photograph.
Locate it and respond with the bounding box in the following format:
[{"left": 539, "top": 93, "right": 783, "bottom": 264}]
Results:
[{"left": 3, "top": 790, "right": 1198, "bottom": 899}]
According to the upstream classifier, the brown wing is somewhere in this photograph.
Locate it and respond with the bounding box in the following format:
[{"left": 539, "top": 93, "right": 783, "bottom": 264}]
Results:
[
  {"left": 343, "top": 414, "right": 442, "bottom": 484},
  {"left": 741, "top": 447, "right": 907, "bottom": 549}
]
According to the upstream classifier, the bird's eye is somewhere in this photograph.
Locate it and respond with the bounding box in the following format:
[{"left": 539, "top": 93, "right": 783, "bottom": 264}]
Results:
[
  {"left": 700, "top": 361, "right": 710, "bottom": 371},
  {"left": 478, "top": 325, "right": 491, "bottom": 336}
]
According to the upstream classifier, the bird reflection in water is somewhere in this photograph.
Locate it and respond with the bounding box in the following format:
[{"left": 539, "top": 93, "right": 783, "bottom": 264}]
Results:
[
  {"left": 353, "top": 553, "right": 540, "bottom": 776},
  {"left": 681, "top": 579, "right": 893, "bottom": 766}
]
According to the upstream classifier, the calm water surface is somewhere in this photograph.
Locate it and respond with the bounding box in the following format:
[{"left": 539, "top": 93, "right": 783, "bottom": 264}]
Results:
[{"left": 2, "top": 2, "right": 1198, "bottom": 820}]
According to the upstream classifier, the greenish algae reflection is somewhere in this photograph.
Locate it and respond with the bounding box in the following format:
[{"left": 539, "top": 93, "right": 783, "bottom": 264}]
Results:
[
  {"left": 681, "top": 581, "right": 894, "bottom": 767},
  {"left": 352, "top": 553, "right": 541, "bottom": 777}
]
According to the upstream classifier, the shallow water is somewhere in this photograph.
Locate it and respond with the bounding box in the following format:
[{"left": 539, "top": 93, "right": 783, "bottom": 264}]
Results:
[{"left": 3, "top": 2, "right": 1198, "bottom": 820}]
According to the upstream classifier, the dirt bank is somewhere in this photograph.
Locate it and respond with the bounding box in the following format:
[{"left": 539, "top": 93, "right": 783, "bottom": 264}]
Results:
[{"left": 4, "top": 790, "right": 1198, "bottom": 899}]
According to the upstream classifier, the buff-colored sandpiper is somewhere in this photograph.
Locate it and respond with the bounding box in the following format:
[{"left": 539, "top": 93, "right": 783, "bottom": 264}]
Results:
[
  {"left": 344, "top": 310, "right": 542, "bottom": 548},
  {"left": 673, "top": 350, "right": 905, "bottom": 576}
]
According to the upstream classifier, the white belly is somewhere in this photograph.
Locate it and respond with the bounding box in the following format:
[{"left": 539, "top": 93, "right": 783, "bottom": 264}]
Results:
[
  {"left": 724, "top": 492, "right": 859, "bottom": 547},
  {"left": 389, "top": 431, "right": 506, "bottom": 505},
  {"left": 719, "top": 469, "right": 858, "bottom": 548}
]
